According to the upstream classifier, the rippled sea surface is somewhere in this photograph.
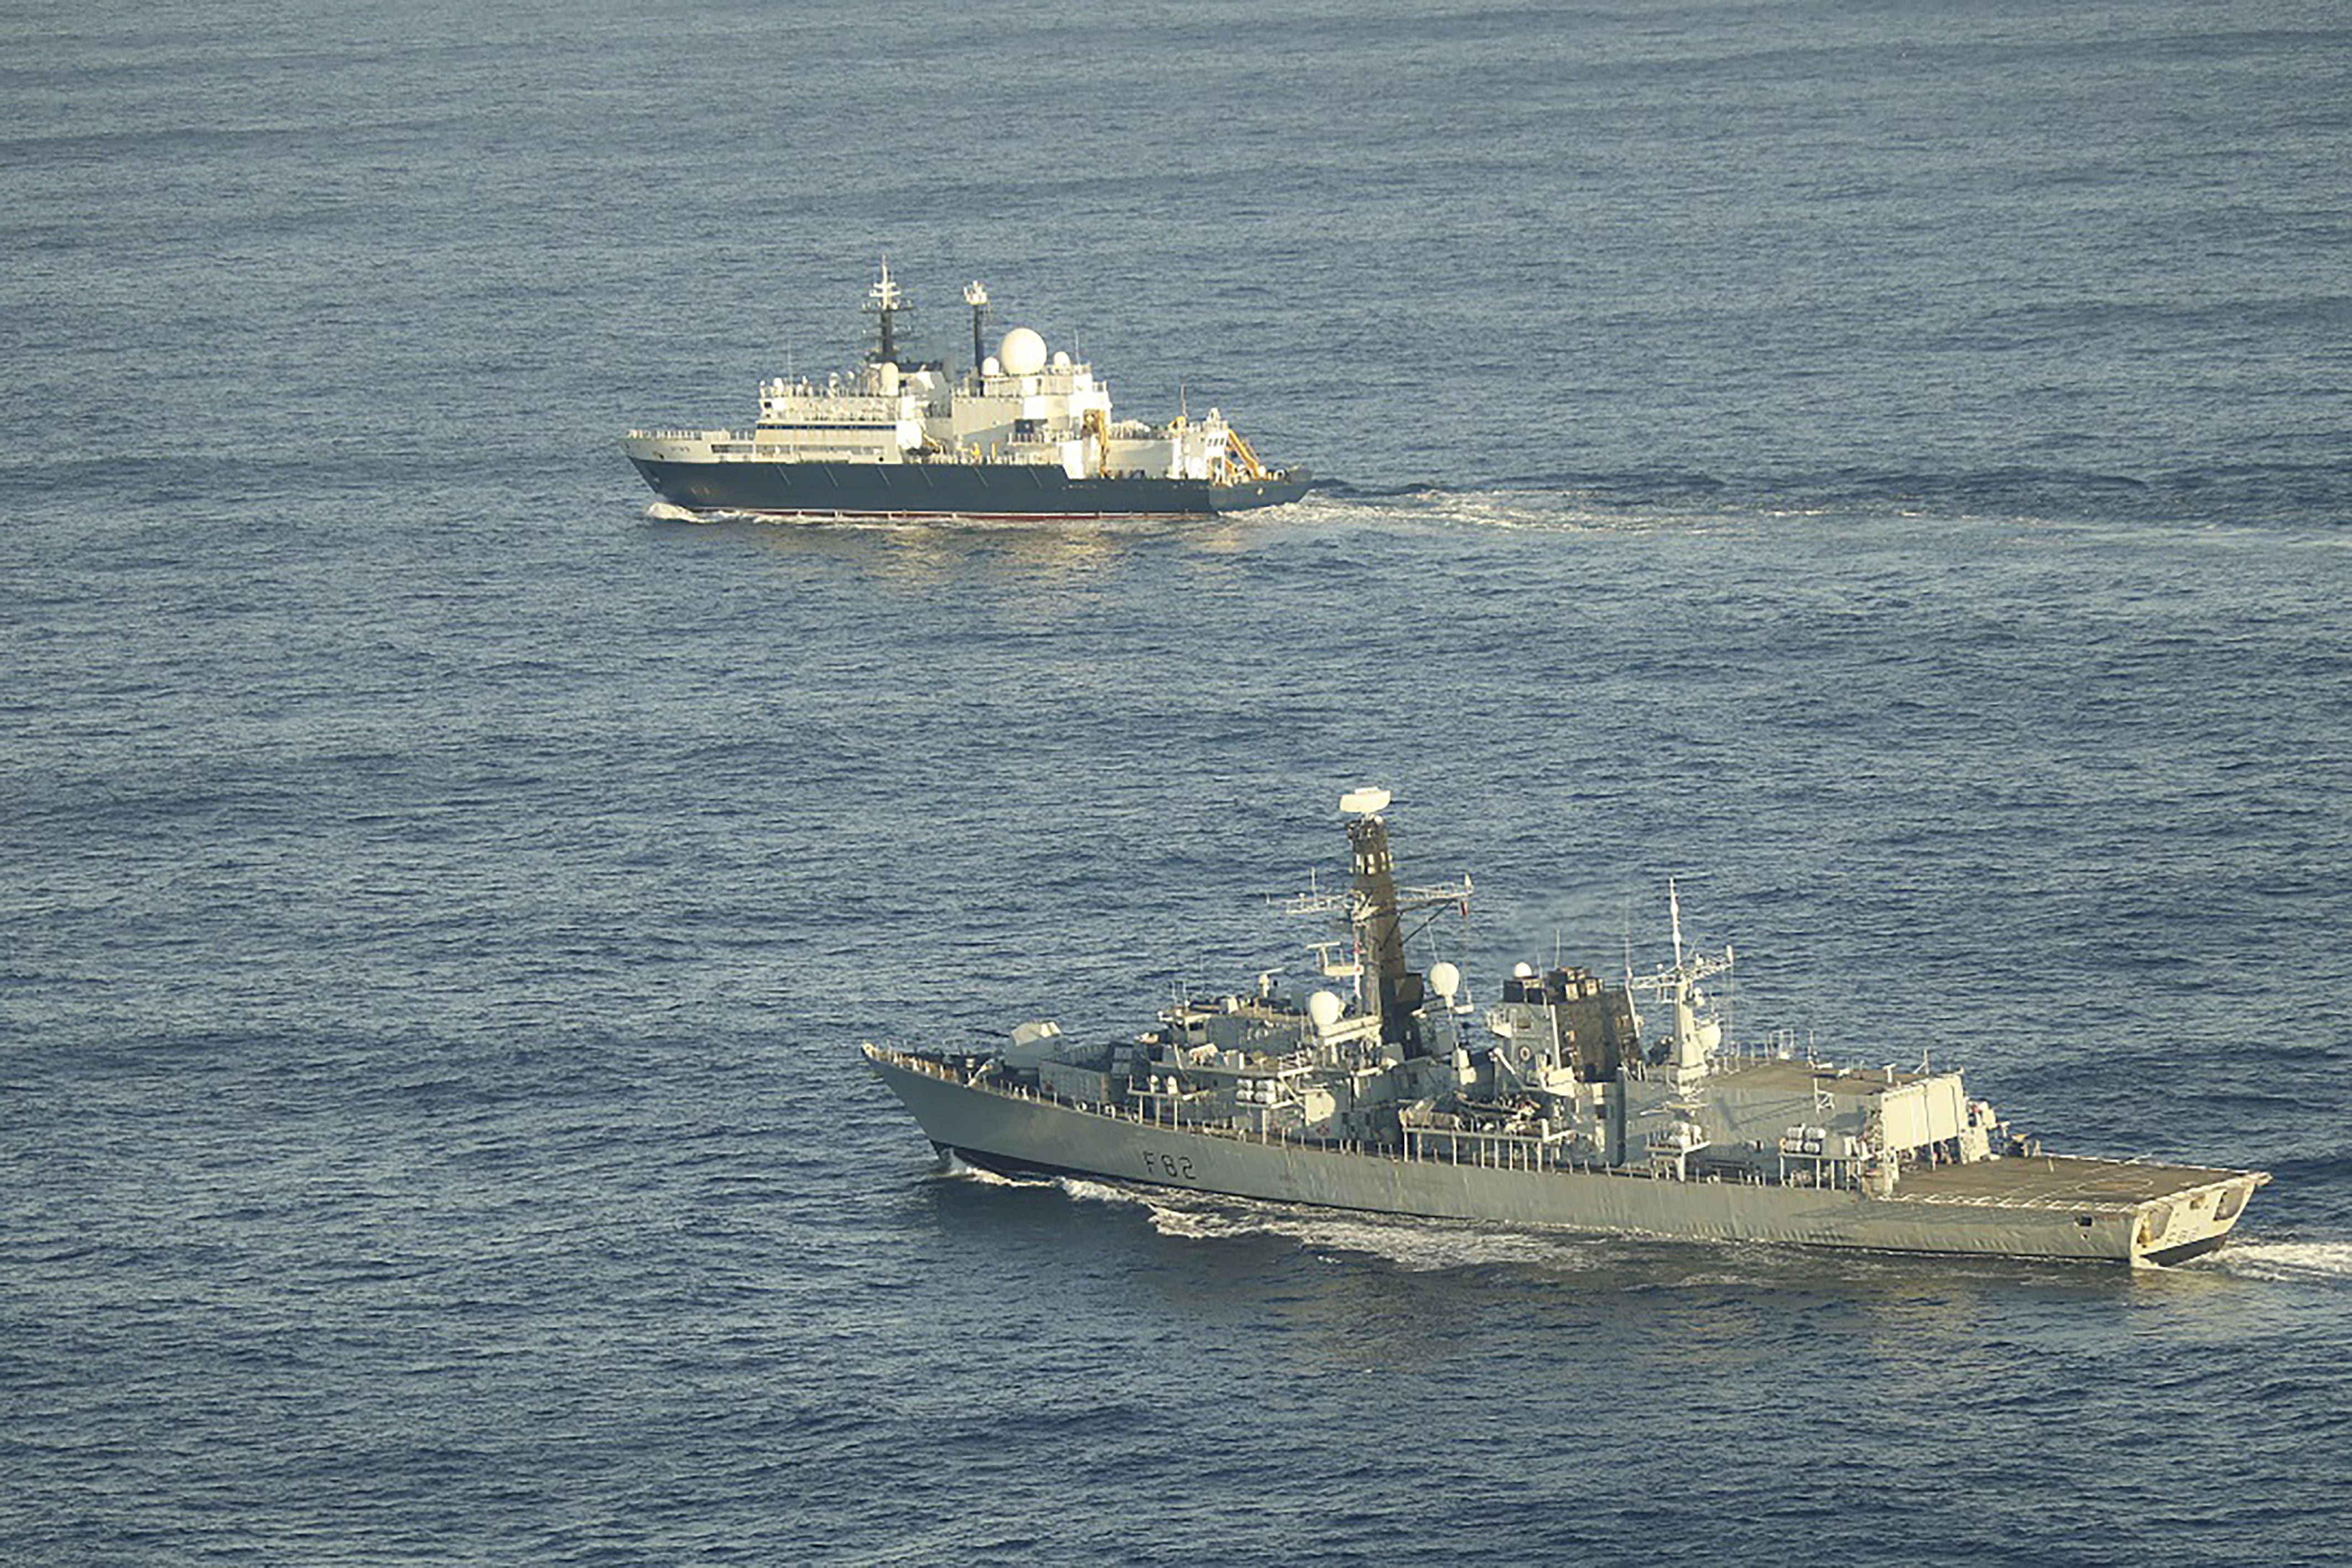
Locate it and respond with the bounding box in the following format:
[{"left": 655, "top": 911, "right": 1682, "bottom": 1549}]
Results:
[{"left": 7, "top": 1, "right": 2350, "bottom": 1561}]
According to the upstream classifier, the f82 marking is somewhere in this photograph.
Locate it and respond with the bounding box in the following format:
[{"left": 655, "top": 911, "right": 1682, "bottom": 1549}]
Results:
[{"left": 1143, "top": 1150, "right": 1197, "bottom": 1182}]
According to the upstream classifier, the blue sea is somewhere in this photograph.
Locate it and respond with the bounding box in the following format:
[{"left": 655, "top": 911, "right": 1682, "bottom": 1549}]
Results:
[{"left": 7, "top": 0, "right": 2351, "bottom": 1561}]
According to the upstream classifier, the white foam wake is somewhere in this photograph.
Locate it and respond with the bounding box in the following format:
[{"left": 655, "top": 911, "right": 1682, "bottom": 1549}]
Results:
[
  {"left": 1056, "top": 1176, "right": 1158, "bottom": 1208},
  {"left": 939, "top": 1153, "right": 1052, "bottom": 1188},
  {"left": 1236, "top": 1210, "right": 1584, "bottom": 1272},
  {"left": 2210, "top": 1240, "right": 2352, "bottom": 1283},
  {"left": 1053, "top": 1175, "right": 1590, "bottom": 1272}
]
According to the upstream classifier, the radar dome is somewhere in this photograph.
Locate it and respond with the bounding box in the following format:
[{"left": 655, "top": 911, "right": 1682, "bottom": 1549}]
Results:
[
  {"left": 1052, "top": 351, "right": 1071, "bottom": 369},
  {"left": 1307, "top": 991, "right": 1345, "bottom": 1030},
  {"left": 1428, "top": 961, "right": 1461, "bottom": 1002},
  {"left": 1512, "top": 961, "right": 1536, "bottom": 981},
  {"left": 997, "top": 327, "right": 1048, "bottom": 377}
]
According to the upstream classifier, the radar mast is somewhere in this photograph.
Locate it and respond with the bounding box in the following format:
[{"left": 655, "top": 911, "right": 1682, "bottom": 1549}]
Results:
[
  {"left": 1282, "top": 790, "right": 1470, "bottom": 1055},
  {"left": 962, "top": 280, "right": 990, "bottom": 376},
  {"left": 864, "top": 258, "right": 910, "bottom": 367}
]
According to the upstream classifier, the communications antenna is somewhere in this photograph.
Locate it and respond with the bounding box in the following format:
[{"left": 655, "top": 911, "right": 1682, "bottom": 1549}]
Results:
[
  {"left": 963, "top": 280, "right": 989, "bottom": 374},
  {"left": 864, "top": 258, "right": 910, "bottom": 366}
]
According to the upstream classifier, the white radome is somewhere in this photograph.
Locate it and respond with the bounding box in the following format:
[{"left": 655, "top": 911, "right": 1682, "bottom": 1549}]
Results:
[
  {"left": 997, "top": 327, "right": 1048, "bottom": 376},
  {"left": 1307, "top": 991, "right": 1345, "bottom": 1030}
]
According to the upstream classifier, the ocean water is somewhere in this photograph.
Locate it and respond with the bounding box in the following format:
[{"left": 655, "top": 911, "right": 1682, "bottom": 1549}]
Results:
[{"left": 6, "top": 0, "right": 2351, "bottom": 1561}]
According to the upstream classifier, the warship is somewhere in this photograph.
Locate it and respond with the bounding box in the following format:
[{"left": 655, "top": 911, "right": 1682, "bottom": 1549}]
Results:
[
  {"left": 622, "top": 263, "right": 1310, "bottom": 519},
  {"left": 865, "top": 791, "right": 2268, "bottom": 1266}
]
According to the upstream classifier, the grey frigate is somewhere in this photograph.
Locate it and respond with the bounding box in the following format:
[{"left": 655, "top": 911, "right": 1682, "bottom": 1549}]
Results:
[
  {"left": 865, "top": 791, "right": 2267, "bottom": 1266},
  {"left": 622, "top": 263, "right": 1309, "bottom": 520}
]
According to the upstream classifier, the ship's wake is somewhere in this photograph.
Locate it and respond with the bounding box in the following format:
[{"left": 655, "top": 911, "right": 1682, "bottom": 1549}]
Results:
[
  {"left": 2205, "top": 1239, "right": 2352, "bottom": 1283},
  {"left": 1054, "top": 1176, "right": 1594, "bottom": 1272}
]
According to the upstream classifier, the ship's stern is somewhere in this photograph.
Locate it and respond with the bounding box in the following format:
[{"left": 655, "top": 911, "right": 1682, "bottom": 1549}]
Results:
[{"left": 2131, "top": 1172, "right": 2270, "bottom": 1267}]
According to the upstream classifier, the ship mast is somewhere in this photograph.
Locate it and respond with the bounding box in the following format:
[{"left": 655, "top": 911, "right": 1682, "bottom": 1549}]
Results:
[
  {"left": 963, "top": 280, "right": 989, "bottom": 376},
  {"left": 864, "top": 258, "right": 909, "bottom": 367},
  {"left": 1341, "top": 790, "right": 1418, "bottom": 1047},
  {"left": 1628, "top": 879, "right": 1733, "bottom": 1095}
]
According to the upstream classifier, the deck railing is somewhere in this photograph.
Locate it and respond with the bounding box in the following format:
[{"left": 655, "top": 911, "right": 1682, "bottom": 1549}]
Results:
[{"left": 867, "top": 1045, "right": 1797, "bottom": 1184}]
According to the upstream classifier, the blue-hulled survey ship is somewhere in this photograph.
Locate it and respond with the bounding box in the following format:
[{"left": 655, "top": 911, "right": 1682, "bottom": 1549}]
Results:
[{"left": 622, "top": 265, "right": 1310, "bottom": 520}]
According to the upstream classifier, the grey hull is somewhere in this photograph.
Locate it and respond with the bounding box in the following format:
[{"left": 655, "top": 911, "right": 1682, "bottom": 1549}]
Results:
[
  {"left": 865, "top": 1048, "right": 2259, "bottom": 1266},
  {"left": 632, "top": 457, "right": 1312, "bottom": 518}
]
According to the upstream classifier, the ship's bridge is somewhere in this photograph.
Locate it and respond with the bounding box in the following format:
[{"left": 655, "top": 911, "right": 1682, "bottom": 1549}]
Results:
[{"left": 751, "top": 361, "right": 935, "bottom": 461}]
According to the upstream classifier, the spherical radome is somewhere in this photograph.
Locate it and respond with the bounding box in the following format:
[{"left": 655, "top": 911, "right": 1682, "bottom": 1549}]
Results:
[{"left": 997, "top": 326, "right": 1048, "bottom": 376}]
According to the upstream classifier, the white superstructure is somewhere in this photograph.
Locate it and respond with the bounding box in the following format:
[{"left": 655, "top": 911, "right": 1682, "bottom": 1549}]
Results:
[{"left": 622, "top": 262, "right": 1281, "bottom": 486}]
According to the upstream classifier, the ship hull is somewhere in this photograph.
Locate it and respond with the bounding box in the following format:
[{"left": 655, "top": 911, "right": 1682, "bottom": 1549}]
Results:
[
  {"left": 629, "top": 456, "right": 1311, "bottom": 519},
  {"left": 865, "top": 1048, "right": 2259, "bottom": 1267}
]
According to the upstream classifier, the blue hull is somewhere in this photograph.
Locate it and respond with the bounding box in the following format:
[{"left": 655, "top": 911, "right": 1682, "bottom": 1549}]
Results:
[{"left": 629, "top": 457, "right": 1311, "bottom": 518}]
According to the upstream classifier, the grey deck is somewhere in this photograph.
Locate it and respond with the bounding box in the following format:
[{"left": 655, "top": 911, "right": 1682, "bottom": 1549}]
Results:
[{"left": 1892, "top": 1153, "right": 2249, "bottom": 1210}]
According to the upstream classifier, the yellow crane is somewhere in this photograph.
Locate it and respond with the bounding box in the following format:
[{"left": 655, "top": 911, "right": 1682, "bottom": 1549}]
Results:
[
  {"left": 1217, "top": 425, "right": 1272, "bottom": 483},
  {"left": 1083, "top": 406, "right": 1115, "bottom": 477}
]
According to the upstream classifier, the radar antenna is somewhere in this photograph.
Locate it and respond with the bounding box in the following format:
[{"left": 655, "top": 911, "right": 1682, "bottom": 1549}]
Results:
[
  {"left": 1626, "top": 881, "right": 1734, "bottom": 1093},
  {"left": 864, "top": 258, "right": 910, "bottom": 367},
  {"left": 1274, "top": 791, "right": 1474, "bottom": 1054},
  {"left": 962, "top": 280, "right": 989, "bottom": 376}
]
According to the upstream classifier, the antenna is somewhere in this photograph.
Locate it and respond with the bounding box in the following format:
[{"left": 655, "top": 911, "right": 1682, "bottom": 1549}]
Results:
[
  {"left": 1669, "top": 877, "right": 1685, "bottom": 970},
  {"left": 963, "top": 280, "right": 988, "bottom": 376},
  {"left": 863, "top": 257, "right": 909, "bottom": 366}
]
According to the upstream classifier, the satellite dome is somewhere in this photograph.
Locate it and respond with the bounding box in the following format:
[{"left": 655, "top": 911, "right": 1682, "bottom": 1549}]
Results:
[
  {"left": 1307, "top": 991, "right": 1345, "bottom": 1030},
  {"left": 997, "top": 327, "right": 1047, "bottom": 377},
  {"left": 1512, "top": 961, "right": 1536, "bottom": 981},
  {"left": 1428, "top": 961, "right": 1461, "bottom": 1002},
  {"left": 1052, "top": 351, "right": 1071, "bottom": 369}
]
